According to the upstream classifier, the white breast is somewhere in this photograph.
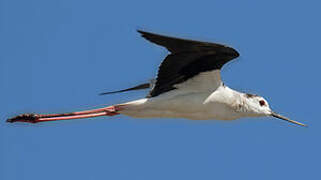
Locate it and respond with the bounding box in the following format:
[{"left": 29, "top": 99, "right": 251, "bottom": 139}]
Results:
[{"left": 119, "top": 85, "right": 244, "bottom": 120}]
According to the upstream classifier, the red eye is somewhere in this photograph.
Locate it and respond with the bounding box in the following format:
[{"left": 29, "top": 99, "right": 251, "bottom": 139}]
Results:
[{"left": 259, "top": 100, "right": 266, "bottom": 106}]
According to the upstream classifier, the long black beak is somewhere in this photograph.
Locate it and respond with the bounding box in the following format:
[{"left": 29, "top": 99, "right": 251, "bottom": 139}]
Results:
[{"left": 271, "top": 112, "right": 307, "bottom": 127}]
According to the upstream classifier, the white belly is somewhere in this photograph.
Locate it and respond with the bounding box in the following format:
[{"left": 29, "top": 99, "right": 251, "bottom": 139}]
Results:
[{"left": 118, "top": 89, "right": 242, "bottom": 120}]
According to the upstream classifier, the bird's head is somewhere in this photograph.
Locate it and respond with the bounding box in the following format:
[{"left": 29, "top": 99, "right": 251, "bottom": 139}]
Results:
[{"left": 243, "top": 93, "right": 306, "bottom": 127}]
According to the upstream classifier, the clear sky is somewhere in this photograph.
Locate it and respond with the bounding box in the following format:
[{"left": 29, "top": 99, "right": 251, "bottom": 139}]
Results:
[{"left": 1, "top": 0, "right": 321, "bottom": 179}]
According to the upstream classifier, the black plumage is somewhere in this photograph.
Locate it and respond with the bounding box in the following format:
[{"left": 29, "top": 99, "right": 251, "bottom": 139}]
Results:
[
  {"left": 100, "top": 82, "right": 151, "bottom": 95},
  {"left": 137, "top": 30, "right": 240, "bottom": 97},
  {"left": 100, "top": 30, "right": 239, "bottom": 97}
]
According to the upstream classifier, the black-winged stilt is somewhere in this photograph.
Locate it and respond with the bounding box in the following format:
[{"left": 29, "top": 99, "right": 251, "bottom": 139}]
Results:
[{"left": 7, "top": 30, "right": 306, "bottom": 127}]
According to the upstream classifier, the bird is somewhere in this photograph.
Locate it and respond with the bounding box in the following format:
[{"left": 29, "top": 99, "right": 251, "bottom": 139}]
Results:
[{"left": 7, "top": 30, "right": 306, "bottom": 127}]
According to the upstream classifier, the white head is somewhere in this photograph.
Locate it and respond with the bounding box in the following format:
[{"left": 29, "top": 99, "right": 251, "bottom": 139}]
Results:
[{"left": 242, "top": 93, "right": 306, "bottom": 127}]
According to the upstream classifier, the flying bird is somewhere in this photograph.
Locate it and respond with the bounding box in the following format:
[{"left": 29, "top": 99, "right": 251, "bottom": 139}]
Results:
[{"left": 7, "top": 30, "right": 306, "bottom": 126}]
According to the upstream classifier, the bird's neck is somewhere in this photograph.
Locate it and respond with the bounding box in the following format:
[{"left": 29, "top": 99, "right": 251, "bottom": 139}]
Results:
[{"left": 224, "top": 87, "right": 262, "bottom": 117}]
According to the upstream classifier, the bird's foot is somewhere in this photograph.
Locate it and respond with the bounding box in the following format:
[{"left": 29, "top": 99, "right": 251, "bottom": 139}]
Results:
[{"left": 7, "top": 113, "right": 40, "bottom": 123}]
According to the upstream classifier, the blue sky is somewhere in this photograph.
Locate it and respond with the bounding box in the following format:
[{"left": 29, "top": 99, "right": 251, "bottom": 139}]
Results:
[{"left": 1, "top": 0, "right": 321, "bottom": 179}]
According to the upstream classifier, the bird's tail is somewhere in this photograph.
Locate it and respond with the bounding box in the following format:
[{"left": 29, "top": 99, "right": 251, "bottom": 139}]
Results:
[{"left": 7, "top": 105, "right": 124, "bottom": 123}]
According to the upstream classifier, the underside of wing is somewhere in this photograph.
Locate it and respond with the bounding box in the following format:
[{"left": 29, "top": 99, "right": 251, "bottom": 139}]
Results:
[{"left": 137, "top": 30, "right": 240, "bottom": 97}]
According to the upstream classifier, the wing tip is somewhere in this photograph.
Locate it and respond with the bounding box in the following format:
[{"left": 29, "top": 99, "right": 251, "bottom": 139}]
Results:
[
  {"left": 99, "top": 91, "right": 120, "bottom": 96},
  {"left": 99, "top": 83, "right": 151, "bottom": 96},
  {"left": 137, "top": 29, "right": 144, "bottom": 34},
  {"left": 230, "top": 47, "right": 240, "bottom": 58},
  {"left": 137, "top": 29, "right": 157, "bottom": 40},
  {"left": 137, "top": 29, "right": 240, "bottom": 58},
  {"left": 137, "top": 29, "right": 150, "bottom": 36},
  {"left": 222, "top": 45, "right": 240, "bottom": 59}
]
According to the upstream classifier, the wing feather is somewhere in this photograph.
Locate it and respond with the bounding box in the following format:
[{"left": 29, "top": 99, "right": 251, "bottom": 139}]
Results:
[{"left": 137, "top": 30, "right": 239, "bottom": 97}]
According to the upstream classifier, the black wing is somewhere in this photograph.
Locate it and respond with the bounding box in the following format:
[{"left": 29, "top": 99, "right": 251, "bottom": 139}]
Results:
[
  {"left": 99, "top": 82, "right": 150, "bottom": 95},
  {"left": 138, "top": 30, "right": 240, "bottom": 97}
]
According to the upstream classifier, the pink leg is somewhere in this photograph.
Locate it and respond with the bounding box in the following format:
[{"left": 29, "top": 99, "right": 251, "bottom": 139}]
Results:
[{"left": 7, "top": 105, "right": 123, "bottom": 123}]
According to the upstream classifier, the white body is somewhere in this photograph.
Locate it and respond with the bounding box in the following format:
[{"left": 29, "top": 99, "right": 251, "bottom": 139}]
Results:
[
  {"left": 119, "top": 71, "right": 267, "bottom": 120},
  {"left": 120, "top": 85, "right": 241, "bottom": 120}
]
